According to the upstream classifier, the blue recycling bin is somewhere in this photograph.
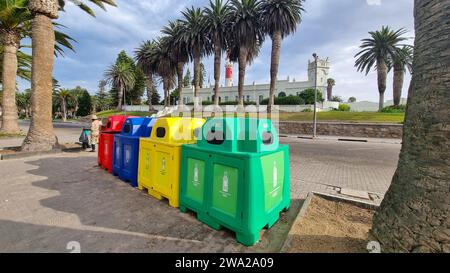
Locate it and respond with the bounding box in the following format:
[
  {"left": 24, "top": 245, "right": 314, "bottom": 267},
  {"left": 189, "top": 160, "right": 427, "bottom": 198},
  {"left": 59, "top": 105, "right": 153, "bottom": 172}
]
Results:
[{"left": 112, "top": 117, "right": 157, "bottom": 187}]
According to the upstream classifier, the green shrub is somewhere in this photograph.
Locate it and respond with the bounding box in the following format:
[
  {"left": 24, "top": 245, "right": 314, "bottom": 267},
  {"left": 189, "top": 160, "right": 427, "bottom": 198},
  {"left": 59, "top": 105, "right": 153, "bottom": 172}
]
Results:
[
  {"left": 338, "top": 104, "right": 351, "bottom": 112},
  {"left": 380, "top": 105, "right": 406, "bottom": 113},
  {"left": 301, "top": 108, "right": 313, "bottom": 112},
  {"left": 298, "top": 88, "right": 323, "bottom": 104},
  {"left": 260, "top": 95, "right": 304, "bottom": 105}
]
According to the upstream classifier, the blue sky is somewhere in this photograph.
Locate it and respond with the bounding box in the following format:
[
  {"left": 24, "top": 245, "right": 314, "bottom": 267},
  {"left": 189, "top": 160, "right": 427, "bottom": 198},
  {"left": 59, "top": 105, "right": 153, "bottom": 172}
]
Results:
[{"left": 19, "top": 0, "right": 414, "bottom": 102}]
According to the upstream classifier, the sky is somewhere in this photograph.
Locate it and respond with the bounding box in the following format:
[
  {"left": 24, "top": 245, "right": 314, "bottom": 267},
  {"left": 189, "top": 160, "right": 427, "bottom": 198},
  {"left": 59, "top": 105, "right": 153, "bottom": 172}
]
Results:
[{"left": 18, "top": 0, "right": 415, "bottom": 102}]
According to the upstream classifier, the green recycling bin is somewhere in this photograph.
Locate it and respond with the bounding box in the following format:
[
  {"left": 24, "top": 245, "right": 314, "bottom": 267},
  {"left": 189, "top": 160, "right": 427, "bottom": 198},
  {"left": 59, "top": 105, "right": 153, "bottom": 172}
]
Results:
[{"left": 179, "top": 118, "right": 290, "bottom": 246}]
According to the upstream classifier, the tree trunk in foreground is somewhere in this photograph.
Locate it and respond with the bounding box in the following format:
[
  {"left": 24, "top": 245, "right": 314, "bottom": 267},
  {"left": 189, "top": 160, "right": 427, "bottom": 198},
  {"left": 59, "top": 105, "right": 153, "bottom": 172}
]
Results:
[
  {"left": 0, "top": 31, "right": 21, "bottom": 134},
  {"left": 22, "top": 4, "right": 59, "bottom": 151},
  {"left": 268, "top": 30, "right": 282, "bottom": 114},
  {"left": 146, "top": 76, "right": 154, "bottom": 111},
  {"left": 370, "top": 0, "right": 450, "bottom": 253}
]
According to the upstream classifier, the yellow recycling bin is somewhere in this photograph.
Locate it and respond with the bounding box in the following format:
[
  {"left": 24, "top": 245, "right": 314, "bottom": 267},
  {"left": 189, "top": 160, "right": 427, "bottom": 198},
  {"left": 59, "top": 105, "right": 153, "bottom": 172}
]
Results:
[{"left": 137, "top": 117, "right": 205, "bottom": 208}]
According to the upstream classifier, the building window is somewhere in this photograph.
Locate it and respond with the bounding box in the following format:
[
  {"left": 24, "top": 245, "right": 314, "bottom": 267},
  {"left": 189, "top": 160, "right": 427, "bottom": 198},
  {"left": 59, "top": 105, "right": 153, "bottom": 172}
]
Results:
[
  {"left": 225, "top": 96, "right": 229, "bottom": 102},
  {"left": 259, "top": 95, "right": 264, "bottom": 103},
  {"left": 278, "top": 92, "right": 287, "bottom": 97},
  {"left": 235, "top": 96, "right": 238, "bottom": 101}
]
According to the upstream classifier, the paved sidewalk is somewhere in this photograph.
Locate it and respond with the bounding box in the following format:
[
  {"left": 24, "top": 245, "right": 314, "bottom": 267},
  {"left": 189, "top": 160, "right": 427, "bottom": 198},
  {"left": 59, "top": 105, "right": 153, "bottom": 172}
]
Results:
[{"left": 0, "top": 134, "right": 400, "bottom": 252}]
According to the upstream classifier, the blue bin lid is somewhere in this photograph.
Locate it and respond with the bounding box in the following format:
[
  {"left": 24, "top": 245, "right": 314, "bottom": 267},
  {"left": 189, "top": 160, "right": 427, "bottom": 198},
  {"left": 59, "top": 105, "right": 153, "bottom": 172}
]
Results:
[{"left": 121, "top": 117, "right": 157, "bottom": 137}]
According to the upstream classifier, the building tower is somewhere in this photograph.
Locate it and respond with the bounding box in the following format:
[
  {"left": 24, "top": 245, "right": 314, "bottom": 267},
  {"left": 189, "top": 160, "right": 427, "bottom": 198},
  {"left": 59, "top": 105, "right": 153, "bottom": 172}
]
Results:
[
  {"left": 225, "top": 61, "right": 233, "bottom": 87},
  {"left": 308, "top": 57, "right": 331, "bottom": 100}
]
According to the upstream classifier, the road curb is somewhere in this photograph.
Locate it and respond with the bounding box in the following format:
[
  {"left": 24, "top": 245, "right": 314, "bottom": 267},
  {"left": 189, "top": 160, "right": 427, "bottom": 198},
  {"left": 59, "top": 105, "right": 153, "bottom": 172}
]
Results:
[{"left": 0, "top": 146, "right": 84, "bottom": 160}]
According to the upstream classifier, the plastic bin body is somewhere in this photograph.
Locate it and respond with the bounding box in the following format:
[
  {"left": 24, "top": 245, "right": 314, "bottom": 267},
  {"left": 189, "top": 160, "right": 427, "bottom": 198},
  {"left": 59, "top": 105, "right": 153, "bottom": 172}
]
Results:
[
  {"left": 179, "top": 118, "right": 290, "bottom": 246},
  {"left": 98, "top": 116, "right": 128, "bottom": 173},
  {"left": 137, "top": 117, "right": 205, "bottom": 208},
  {"left": 112, "top": 118, "right": 156, "bottom": 187}
]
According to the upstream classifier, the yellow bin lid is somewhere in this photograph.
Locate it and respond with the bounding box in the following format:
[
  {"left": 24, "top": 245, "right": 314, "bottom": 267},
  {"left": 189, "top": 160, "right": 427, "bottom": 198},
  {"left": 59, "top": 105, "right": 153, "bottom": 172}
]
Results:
[{"left": 149, "top": 117, "right": 205, "bottom": 145}]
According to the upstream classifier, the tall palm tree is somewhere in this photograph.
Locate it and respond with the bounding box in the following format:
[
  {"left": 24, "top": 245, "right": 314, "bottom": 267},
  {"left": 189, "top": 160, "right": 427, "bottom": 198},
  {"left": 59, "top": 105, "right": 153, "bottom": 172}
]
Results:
[
  {"left": 135, "top": 40, "right": 157, "bottom": 111},
  {"left": 229, "top": 0, "right": 264, "bottom": 108},
  {"left": 22, "top": 0, "right": 116, "bottom": 152},
  {"left": 53, "top": 89, "right": 74, "bottom": 122},
  {"left": 326, "top": 78, "right": 335, "bottom": 101},
  {"left": 180, "top": 6, "right": 210, "bottom": 108},
  {"left": 204, "top": 0, "right": 231, "bottom": 107},
  {"left": 162, "top": 20, "right": 189, "bottom": 107},
  {"left": 104, "top": 62, "right": 135, "bottom": 111},
  {"left": 355, "top": 26, "right": 408, "bottom": 111},
  {"left": 391, "top": 45, "right": 413, "bottom": 106},
  {"left": 261, "top": 0, "right": 304, "bottom": 113},
  {"left": 151, "top": 37, "right": 176, "bottom": 107},
  {"left": 0, "top": 0, "right": 75, "bottom": 134},
  {"left": 370, "top": 0, "right": 449, "bottom": 253}
]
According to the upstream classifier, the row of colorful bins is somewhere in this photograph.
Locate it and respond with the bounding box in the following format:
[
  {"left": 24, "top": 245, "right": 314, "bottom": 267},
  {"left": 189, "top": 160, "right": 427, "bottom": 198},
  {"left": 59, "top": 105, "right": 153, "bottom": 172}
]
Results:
[
  {"left": 98, "top": 115, "right": 129, "bottom": 173},
  {"left": 97, "top": 116, "right": 290, "bottom": 246}
]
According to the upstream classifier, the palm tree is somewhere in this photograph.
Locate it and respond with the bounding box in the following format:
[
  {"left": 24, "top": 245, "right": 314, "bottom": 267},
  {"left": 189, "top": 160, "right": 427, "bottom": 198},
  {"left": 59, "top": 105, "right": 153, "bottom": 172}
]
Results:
[
  {"left": 151, "top": 38, "right": 176, "bottom": 107},
  {"left": 391, "top": 45, "right": 413, "bottom": 106},
  {"left": 204, "top": 0, "right": 231, "bottom": 107},
  {"left": 135, "top": 40, "right": 157, "bottom": 111},
  {"left": 53, "top": 89, "right": 74, "bottom": 122},
  {"left": 22, "top": 0, "right": 116, "bottom": 152},
  {"left": 162, "top": 20, "right": 189, "bottom": 107},
  {"left": 229, "top": 0, "right": 264, "bottom": 108},
  {"left": 180, "top": 6, "right": 210, "bottom": 108},
  {"left": 261, "top": 0, "right": 304, "bottom": 113},
  {"left": 370, "top": 0, "right": 449, "bottom": 253},
  {"left": 355, "top": 26, "right": 408, "bottom": 111},
  {"left": 104, "top": 62, "right": 135, "bottom": 111},
  {"left": 326, "top": 78, "right": 335, "bottom": 101}
]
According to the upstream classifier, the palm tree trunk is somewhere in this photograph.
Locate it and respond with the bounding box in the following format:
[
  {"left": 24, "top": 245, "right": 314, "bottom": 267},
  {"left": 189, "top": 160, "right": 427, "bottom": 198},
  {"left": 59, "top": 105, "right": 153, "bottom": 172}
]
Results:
[
  {"left": 268, "top": 31, "right": 282, "bottom": 114},
  {"left": 393, "top": 63, "right": 405, "bottom": 106},
  {"left": 177, "top": 61, "right": 184, "bottom": 106},
  {"left": 0, "top": 31, "right": 21, "bottom": 134},
  {"left": 22, "top": 8, "right": 59, "bottom": 152},
  {"left": 237, "top": 46, "right": 248, "bottom": 109},
  {"left": 213, "top": 41, "right": 222, "bottom": 107},
  {"left": 163, "top": 78, "right": 169, "bottom": 107},
  {"left": 62, "top": 99, "right": 67, "bottom": 122},
  {"left": 370, "top": 0, "right": 450, "bottom": 253},
  {"left": 146, "top": 76, "right": 154, "bottom": 111},
  {"left": 377, "top": 58, "right": 388, "bottom": 111},
  {"left": 193, "top": 45, "right": 201, "bottom": 108},
  {"left": 327, "top": 84, "right": 333, "bottom": 101},
  {"left": 117, "top": 85, "right": 123, "bottom": 111}
]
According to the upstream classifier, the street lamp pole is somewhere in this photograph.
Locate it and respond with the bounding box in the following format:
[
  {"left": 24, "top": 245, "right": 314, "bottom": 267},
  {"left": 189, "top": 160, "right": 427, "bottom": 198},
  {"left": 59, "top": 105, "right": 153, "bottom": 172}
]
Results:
[{"left": 313, "top": 53, "right": 319, "bottom": 138}]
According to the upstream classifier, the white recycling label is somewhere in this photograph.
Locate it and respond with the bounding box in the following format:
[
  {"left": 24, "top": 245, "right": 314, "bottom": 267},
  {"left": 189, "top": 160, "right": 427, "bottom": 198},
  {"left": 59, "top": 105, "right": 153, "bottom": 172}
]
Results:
[
  {"left": 193, "top": 163, "right": 199, "bottom": 183},
  {"left": 273, "top": 161, "right": 278, "bottom": 189},
  {"left": 222, "top": 171, "right": 229, "bottom": 193}
]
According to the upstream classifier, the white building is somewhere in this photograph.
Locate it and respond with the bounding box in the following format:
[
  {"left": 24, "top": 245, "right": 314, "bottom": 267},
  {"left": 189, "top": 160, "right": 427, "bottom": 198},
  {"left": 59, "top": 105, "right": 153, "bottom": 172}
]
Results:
[{"left": 181, "top": 57, "right": 331, "bottom": 104}]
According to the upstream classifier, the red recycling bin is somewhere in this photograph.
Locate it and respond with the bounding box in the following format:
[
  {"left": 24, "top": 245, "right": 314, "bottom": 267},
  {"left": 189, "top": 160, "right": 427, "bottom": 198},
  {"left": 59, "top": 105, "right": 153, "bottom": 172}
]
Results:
[{"left": 98, "top": 116, "right": 129, "bottom": 173}]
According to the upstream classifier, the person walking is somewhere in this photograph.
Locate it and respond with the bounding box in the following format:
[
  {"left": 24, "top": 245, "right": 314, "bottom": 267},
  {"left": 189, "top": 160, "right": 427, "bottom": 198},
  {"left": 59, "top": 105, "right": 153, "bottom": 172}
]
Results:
[{"left": 90, "top": 115, "right": 102, "bottom": 152}]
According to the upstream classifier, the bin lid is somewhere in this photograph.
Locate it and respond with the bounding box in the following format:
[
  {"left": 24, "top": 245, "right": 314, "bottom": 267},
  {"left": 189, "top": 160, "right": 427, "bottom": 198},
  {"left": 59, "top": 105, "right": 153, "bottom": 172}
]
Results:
[
  {"left": 196, "top": 118, "right": 279, "bottom": 153},
  {"left": 102, "top": 115, "right": 129, "bottom": 133},
  {"left": 121, "top": 117, "right": 156, "bottom": 137},
  {"left": 149, "top": 117, "right": 205, "bottom": 145}
]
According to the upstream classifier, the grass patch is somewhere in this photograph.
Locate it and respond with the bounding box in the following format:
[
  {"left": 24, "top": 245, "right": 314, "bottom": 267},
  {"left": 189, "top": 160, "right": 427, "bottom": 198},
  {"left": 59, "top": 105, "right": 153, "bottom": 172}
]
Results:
[
  {"left": 280, "top": 112, "right": 405, "bottom": 123},
  {"left": 95, "top": 110, "right": 405, "bottom": 124},
  {"left": 0, "top": 132, "right": 26, "bottom": 138},
  {"left": 95, "top": 110, "right": 152, "bottom": 118}
]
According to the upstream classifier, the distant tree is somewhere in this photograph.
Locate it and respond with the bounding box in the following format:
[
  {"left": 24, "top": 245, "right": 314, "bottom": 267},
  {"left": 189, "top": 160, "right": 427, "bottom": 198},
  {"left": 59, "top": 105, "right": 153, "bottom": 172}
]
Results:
[
  {"left": 151, "top": 89, "right": 162, "bottom": 106},
  {"left": 299, "top": 88, "right": 323, "bottom": 104},
  {"left": 76, "top": 90, "right": 92, "bottom": 117},
  {"left": 183, "top": 68, "right": 192, "bottom": 87},
  {"left": 192, "top": 63, "right": 206, "bottom": 88},
  {"left": 95, "top": 80, "right": 110, "bottom": 112},
  {"left": 331, "top": 95, "right": 343, "bottom": 102},
  {"left": 348, "top": 97, "right": 357, "bottom": 103},
  {"left": 54, "top": 89, "right": 75, "bottom": 122}
]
